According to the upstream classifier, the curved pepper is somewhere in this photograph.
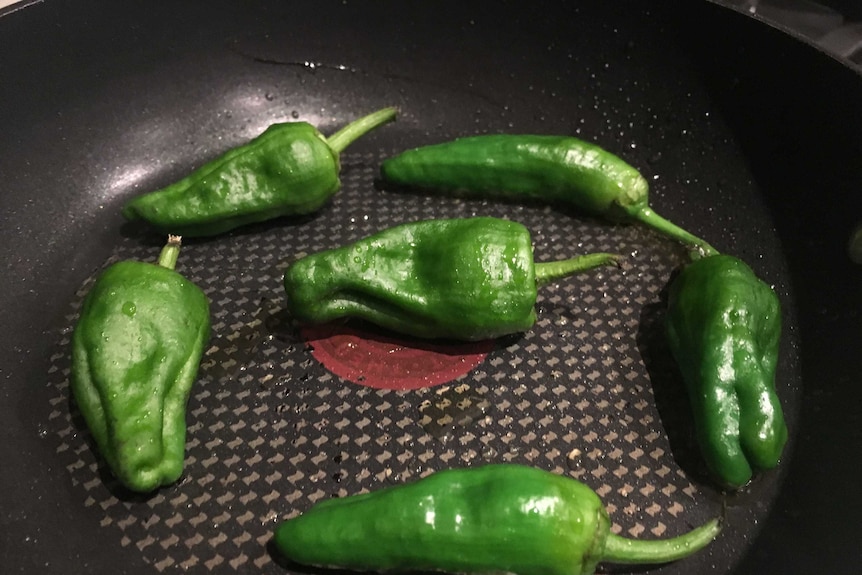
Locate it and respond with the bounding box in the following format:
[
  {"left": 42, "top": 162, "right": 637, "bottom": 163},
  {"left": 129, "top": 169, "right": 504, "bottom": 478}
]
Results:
[
  {"left": 122, "top": 107, "right": 396, "bottom": 237},
  {"left": 283, "top": 217, "right": 619, "bottom": 340},
  {"left": 70, "top": 236, "right": 210, "bottom": 492},
  {"left": 380, "top": 134, "right": 717, "bottom": 256},
  {"left": 274, "top": 464, "right": 721, "bottom": 575},
  {"left": 665, "top": 254, "right": 787, "bottom": 489}
]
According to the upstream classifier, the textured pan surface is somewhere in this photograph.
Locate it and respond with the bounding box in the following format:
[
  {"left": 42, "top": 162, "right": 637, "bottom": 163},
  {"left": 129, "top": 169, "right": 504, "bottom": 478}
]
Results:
[
  {"left": 2, "top": 1, "right": 860, "bottom": 574},
  {"left": 44, "top": 155, "right": 732, "bottom": 573}
]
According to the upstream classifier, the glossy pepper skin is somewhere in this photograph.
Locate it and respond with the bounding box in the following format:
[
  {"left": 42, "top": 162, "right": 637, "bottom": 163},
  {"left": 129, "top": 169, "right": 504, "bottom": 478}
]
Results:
[
  {"left": 122, "top": 107, "right": 396, "bottom": 237},
  {"left": 70, "top": 236, "right": 210, "bottom": 492},
  {"left": 381, "top": 134, "right": 717, "bottom": 256},
  {"left": 666, "top": 254, "right": 787, "bottom": 489},
  {"left": 283, "top": 217, "right": 618, "bottom": 340},
  {"left": 274, "top": 464, "right": 721, "bottom": 575}
]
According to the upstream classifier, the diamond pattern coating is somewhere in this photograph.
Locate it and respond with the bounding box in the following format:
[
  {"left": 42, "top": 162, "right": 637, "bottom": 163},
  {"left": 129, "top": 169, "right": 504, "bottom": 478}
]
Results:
[{"left": 45, "top": 152, "right": 721, "bottom": 573}]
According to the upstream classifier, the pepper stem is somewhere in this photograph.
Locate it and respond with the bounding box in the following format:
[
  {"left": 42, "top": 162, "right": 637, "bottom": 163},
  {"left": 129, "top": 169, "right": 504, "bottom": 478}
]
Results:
[
  {"left": 157, "top": 235, "right": 182, "bottom": 270},
  {"left": 628, "top": 205, "right": 719, "bottom": 259},
  {"left": 326, "top": 107, "right": 398, "bottom": 154},
  {"left": 534, "top": 252, "right": 621, "bottom": 288},
  {"left": 601, "top": 517, "right": 721, "bottom": 565}
]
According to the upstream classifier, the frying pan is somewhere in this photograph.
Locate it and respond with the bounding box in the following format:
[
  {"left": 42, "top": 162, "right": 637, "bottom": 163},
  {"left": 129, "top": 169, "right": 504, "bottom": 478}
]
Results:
[{"left": 1, "top": 1, "right": 860, "bottom": 574}]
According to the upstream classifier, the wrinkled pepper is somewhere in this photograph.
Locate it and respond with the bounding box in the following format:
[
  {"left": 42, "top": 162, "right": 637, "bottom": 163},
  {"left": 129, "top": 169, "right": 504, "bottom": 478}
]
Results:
[
  {"left": 70, "top": 236, "right": 210, "bottom": 492},
  {"left": 122, "top": 107, "right": 396, "bottom": 237},
  {"left": 380, "top": 134, "right": 717, "bottom": 256},
  {"left": 283, "top": 217, "right": 619, "bottom": 340},
  {"left": 274, "top": 464, "right": 721, "bottom": 575},
  {"left": 666, "top": 254, "right": 788, "bottom": 489}
]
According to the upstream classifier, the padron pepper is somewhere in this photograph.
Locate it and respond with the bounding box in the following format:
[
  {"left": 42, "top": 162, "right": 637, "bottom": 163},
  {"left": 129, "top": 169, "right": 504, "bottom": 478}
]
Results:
[
  {"left": 665, "top": 254, "right": 788, "bottom": 489},
  {"left": 283, "top": 217, "right": 619, "bottom": 340},
  {"left": 71, "top": 236, "right": 210, "bottom": 492},
  {"left": 380, "top": 134, "right": 717, "bottom": 256},
  {"left": 273, "top": 464, "right": 721, "bottom": 575},
  {"left": 122, "top": 107, "right": 396, "bottom": 236}
]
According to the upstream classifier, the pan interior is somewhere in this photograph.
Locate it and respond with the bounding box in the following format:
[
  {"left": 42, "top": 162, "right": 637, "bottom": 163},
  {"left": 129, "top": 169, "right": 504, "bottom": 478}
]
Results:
[
  {"left": 1, "top": 2, "right": 810, "bottom": 574},
  {"left": 43, "top": 150, "right": 799, "bottom": 574}
]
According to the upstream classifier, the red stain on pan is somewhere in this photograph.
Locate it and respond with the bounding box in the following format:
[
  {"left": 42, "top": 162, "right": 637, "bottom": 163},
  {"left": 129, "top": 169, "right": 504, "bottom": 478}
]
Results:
[{"left": 301, "top": 322, "right": 493, "bottom": 390}]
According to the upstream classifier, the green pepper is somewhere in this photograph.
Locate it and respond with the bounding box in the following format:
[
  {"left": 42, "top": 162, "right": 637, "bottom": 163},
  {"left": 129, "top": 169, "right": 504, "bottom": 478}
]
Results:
[
  {"left": 273, "top": 464, "right": 721, "bottom": 575},
  {"left": 70, "top": 236, "right": 210, "bottom": 492},
  {"left": 665, "top": 254, "right": 787, "bottom": 489},
  {"left": 122, "top": 107, "right": 396, "bottom": 237},
  {"left": 380, "top": 134, "right": 717, "bottom": 257},
  {"left": 283, "top": 217, "right": 619, "bottom": 341}
]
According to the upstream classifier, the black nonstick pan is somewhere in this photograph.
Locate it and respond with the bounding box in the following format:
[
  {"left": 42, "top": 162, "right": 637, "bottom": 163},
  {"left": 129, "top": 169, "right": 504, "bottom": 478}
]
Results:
[{"left": 2, "top": 1, "right": 860, "bottom": 574}]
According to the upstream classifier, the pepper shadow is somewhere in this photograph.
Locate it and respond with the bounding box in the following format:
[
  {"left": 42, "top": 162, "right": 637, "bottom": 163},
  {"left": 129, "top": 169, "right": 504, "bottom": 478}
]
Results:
[
  {"left": 268, "top": 531, "right": 712, "bottom": 575},
  {"left": 267, "top": 537, "right": 359, "bottom": 575},
  {"left": 299, "top": 317, "right": 506, "bottom": 358},
  {"left": 117, "top": 209, "right": 325, "bottom": 248},
  {"left": 66, "top": 395, "right": 172, "bottom": 504},
  {"left": 634, "top": 275, "right": 713, "bottom": 488},
  {"left": 267, "top": 535, "right": 521, "bottom": 575},
  {"left": 373, "top": 178, "right": 619, "bottom": 230}
]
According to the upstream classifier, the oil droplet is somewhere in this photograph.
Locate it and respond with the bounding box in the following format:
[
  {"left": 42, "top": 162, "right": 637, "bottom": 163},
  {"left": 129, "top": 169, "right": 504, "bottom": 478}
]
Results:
[
  {"left": 566, "top": 448, "right": 583, "bottom": 470},
  {"left": 418, "top": 385, "right": 490, "bottom": 443},
  {"left": 122, "top": 302, "right": 137, "bottom": 317},
  {"left": 261, "top": 510, "right": 279, "bottom": 525},
  {"left": 386, "top": 469, "right": 403, "bottom": 484},
  {"left": 480, "top": 445, "right": 498, "bottom": 461}
]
